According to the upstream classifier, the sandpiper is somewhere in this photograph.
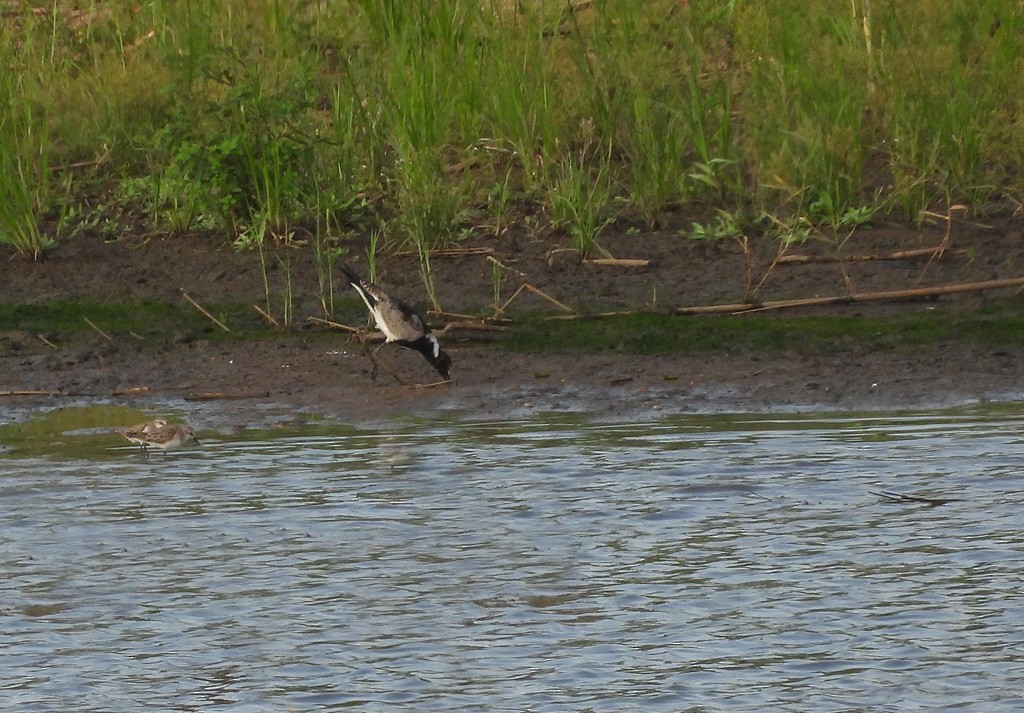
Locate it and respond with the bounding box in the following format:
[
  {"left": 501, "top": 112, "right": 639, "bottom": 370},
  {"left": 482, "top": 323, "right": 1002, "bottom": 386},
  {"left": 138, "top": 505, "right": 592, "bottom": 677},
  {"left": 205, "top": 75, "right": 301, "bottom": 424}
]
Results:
[
  {"left": 118, "top": 420, "right": 199, "bottom": 457},
  {"left": 117, "top": 419, "right": 168, "bottom": 455},
  {"left": 340, "top": 265, "right": 452, "bottom": 382}
]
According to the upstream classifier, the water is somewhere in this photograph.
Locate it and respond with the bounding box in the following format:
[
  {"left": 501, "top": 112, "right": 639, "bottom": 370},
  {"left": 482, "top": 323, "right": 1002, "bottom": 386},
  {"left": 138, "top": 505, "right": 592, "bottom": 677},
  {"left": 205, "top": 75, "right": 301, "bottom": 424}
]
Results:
[{"left": 2, "top": 405, "right": 1023, "bottom": 711}]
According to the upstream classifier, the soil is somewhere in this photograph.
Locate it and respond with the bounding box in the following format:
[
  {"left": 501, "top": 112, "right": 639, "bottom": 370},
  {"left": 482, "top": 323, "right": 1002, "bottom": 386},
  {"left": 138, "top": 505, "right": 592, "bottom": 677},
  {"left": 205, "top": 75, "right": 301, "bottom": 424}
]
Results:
[{"left": 2, "top": 209, "right": 1024, "bottom": 429}]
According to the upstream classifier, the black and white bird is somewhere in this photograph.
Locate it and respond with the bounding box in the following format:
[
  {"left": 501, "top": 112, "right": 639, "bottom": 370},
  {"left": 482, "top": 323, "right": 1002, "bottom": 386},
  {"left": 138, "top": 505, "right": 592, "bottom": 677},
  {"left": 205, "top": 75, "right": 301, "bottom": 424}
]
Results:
[{"left": 340, "top": 266, "right": 452, "bottom": 382}]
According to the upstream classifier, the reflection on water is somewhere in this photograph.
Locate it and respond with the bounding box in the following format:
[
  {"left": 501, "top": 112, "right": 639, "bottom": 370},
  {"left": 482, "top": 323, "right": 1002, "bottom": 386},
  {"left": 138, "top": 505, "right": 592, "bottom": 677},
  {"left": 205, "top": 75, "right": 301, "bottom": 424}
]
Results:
[{"left": 1, "top": 405, "right": 1023, "bottom": 711}]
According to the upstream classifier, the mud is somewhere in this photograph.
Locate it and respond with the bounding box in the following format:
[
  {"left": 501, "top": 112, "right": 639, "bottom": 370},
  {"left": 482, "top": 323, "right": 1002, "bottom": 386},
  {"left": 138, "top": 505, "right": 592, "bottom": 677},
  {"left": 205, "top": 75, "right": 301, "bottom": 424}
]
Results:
[{"left": 2, "top": 211, "right": 1023, "bottom": 428}]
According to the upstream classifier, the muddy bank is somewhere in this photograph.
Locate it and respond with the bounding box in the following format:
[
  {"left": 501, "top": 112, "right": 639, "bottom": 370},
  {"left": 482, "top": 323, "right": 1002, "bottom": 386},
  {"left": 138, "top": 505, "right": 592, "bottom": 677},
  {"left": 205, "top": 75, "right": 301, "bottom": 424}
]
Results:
[
  {"left": 2, "top": 332, "right": 1022, "bottom": 431},
  {"left": 2, "top": 214, "right": 1024, "bottom": 426}
]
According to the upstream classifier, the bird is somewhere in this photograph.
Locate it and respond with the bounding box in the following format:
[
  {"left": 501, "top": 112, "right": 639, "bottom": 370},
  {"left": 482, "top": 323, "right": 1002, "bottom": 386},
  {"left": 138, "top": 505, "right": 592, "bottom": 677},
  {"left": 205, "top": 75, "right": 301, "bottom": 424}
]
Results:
[
  {"left": 340, "top": 265, "right": 452, "bottom": 382},
  {"left": 117, "top": 420, "right": 199, "bottom": 458},
  {"left": 116, "top": 418, "right": 168, "bottom": 456}
]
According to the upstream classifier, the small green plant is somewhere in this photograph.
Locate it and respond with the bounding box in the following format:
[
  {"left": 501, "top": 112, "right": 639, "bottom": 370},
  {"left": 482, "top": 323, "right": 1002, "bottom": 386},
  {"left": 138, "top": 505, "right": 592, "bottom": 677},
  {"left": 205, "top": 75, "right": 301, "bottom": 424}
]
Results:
[
  {"left": 689, "top": 209, "right": 745, "bottom": 241},
  {"left": 486, "top": 169, "right": 516, "bottom": 237},
  {"left": 549, "top": 146, "right": 616, "bottom": 258}
]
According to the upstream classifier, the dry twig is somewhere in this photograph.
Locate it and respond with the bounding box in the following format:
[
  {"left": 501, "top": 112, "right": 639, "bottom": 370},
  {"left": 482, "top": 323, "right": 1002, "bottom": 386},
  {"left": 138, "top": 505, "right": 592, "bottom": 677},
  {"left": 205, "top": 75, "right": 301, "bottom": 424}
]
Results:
[
  {"left": 583, "top": 258, "right": 650, "bottom": 267},
  {"left": 676, "top": 276, "right": 1024, "bottom": 315},
  {"left": 252, "top": 304, "right": 280, "bottom": 328},
  {"left": 181, "top": 290, "right": 230, "bottom": 332},
  {"left": 307, "top": 316, "right": 363, "bottom": 334},
  {"left": 499, "top": 283, "right": 577, "bottom": 315},
  {"left": 82, "top": 316, "right": 114, "bottom": 342}
]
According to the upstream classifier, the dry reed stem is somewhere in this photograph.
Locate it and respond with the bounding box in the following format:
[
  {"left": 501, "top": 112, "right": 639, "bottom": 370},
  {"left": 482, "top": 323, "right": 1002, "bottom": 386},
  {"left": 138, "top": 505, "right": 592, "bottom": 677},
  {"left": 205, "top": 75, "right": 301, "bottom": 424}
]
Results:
[
  {"left": 37, "top": 334, "right": 58, "bottom": 349},
  {"left": 500, "top": 283, "right": 577, "bottom": 315},
  {"left": 252, "top": 304, "right": 280, "bottom": 328},
  {"left": 914, "top": 204, "right": 968, "bottom": 288},
  {"left": 583, "top": 258, "right": 650, "bottom": 267},
  {"left": 307, "top": 316, "right": 362, "bottom": 334},
  {"left": 392, "top": 247, "right": 495, "bottom": 258},
  {"left": 409, "top": 379, "right": 454, "bottom": 390},
  {"left": 676, "top": 276, "right": 1024, "bottom": 315},
  {"left": 486, "top": 254, "right": 526, "bottom": 277},
  {"left": 82, "top": 316, "right": 114, "bottom": 342},
  {"left": 776, "top": 246, "right": 967, "bottom": 264},
  {"left": 181, "top": 290, "right": 230, "bottom": 332}
]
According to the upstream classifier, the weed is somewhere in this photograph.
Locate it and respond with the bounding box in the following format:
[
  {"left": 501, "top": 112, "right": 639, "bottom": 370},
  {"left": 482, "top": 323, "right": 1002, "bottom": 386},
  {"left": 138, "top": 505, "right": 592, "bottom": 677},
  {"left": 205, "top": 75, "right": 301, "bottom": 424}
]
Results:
[
  {"left": 689, "top": 209, "right": 745, "bottom": 242},
  {"left": 0, "top": 77, "right": 53, "bottom": 260},
  {"left": 549, "top": 145, "right": 616, "bottom": 258}
]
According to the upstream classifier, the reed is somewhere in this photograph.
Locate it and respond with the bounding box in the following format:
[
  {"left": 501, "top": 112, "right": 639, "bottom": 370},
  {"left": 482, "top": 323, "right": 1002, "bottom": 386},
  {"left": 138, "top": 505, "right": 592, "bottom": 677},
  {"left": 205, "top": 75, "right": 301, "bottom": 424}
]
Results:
[{"left": 2, "top": 0, "right": 1022, "bottom": 267}]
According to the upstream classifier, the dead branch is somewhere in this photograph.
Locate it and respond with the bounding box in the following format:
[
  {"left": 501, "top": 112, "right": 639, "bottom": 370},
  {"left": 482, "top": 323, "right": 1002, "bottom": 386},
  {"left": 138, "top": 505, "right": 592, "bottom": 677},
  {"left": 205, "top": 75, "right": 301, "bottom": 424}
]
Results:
[{"left": 676, "top": 276, "right": 1024, "bottom": 315}]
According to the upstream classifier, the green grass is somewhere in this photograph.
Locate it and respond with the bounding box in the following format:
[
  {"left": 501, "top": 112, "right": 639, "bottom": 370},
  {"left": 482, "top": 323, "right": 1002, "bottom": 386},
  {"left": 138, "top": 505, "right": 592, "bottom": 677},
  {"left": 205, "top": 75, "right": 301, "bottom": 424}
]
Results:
[
  {"left": 2, "top": 0, "right": 1024, "bottom": 270},
  {"left": 0, "top": 301, "right": 265, "bottom": 342},
  {"left": 505, "top": 309, "right": 1024, "bottom": 356}
]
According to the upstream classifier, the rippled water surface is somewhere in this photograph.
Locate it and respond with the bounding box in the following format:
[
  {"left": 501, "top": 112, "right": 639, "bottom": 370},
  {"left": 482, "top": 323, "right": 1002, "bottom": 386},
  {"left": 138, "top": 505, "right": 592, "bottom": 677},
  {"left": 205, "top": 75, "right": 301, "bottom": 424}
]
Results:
[{"left": 2, "top": 405, "right": 1023, "bottom": 711}]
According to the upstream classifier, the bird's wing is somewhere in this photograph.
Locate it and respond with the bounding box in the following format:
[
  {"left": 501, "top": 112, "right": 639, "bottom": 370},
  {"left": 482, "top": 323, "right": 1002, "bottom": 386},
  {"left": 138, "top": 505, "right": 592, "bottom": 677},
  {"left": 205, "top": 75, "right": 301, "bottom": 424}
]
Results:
[{"left": 376, "top": 295, "right": 431, "bottom": 342}]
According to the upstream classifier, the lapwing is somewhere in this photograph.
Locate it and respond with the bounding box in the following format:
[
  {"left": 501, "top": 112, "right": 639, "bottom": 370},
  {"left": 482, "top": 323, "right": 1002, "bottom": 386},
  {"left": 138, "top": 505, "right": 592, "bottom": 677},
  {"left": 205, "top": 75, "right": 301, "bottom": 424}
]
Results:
[{"left": 340, "top": 266, "right": 452, "bottom": 382}]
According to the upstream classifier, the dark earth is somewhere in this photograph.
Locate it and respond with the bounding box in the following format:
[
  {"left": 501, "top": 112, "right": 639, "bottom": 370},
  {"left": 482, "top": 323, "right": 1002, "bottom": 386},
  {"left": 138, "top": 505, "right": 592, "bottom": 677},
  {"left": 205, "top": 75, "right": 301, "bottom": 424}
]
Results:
[{"left": 2, "top": 207, "right": 1023, "bottom": 428}]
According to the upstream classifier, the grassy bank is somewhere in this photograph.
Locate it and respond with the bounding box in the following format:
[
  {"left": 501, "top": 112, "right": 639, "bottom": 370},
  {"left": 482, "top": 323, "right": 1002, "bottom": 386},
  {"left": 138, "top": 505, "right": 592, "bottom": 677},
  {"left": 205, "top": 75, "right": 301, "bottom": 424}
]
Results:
[{"left": 2, "top": 1, "right": 1022, "bottom": 290}]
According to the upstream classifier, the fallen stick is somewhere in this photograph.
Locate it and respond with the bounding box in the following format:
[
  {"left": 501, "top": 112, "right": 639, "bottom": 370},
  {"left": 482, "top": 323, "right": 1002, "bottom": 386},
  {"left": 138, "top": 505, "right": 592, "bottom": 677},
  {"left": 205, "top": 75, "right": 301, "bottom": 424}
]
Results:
[
  {"left": 776, "top": 246, "right": 966, "bottom": 264},
  {"left": 252, "top": 303, "right": 280, "bottom": 328},
  {"left": 545, "top": 310, "right": 639, "bottom": 321},
  {"left": 486, "top": 254, "right": 526, "bottom": 277},
  {"left": 583, "top": 258, "right": 651, "bottom": 267},
  {"left": 37, "top": 334, "right": 58, "bottom": 349},
  {"left": 185, "top": 391, "right": 271, "bottom": 401},
  {"left": 307, "top": 316, "right": 363, "bottom": 334},
  {"left": 0, "top": 389, "right": 58, "bottom": 397},
  {"left": 82, "top": 316, "right": 114, "bottom": 342},
  {"left": 391, "top": 246, "right": 495, "bottom": 258},
  {"left": 181, "top": 290, "right": 230, "bottom": 332},
  {"left": 500, "top": 283, "right": 577, "bottom": 315},
  {"left": 676, "top": 276, "right": 1024, "bottom": 315},
  {"left": 436, "top": 321, "right": 509, "bottom": 334}
]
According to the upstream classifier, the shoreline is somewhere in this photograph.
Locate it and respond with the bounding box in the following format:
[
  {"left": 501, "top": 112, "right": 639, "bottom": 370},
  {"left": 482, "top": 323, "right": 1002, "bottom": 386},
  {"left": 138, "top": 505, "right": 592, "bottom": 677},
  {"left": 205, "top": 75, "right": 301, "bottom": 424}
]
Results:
[{"left": 2, "top": 340, "right": 1022, "bottom": 431}]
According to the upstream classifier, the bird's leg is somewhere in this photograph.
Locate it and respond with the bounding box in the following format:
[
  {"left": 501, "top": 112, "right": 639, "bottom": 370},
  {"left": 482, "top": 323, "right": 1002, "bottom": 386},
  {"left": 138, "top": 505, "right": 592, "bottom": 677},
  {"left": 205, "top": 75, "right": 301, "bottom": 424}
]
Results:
[{"left": 350, "top": 328, "right": 381, "bottom": 381}]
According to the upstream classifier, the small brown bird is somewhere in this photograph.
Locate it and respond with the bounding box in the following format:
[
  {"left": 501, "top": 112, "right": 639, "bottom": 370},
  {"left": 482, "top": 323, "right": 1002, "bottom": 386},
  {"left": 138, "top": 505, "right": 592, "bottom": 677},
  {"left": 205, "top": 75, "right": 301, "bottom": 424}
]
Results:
[
  {"left": 117, "top": 419, "right": 168, "bottom": 456},
  {"left": 117, "top": 420, "right": 199, "bottom": 457},
  {"left": 341, "top": 266, "right": 452, "bottom": 382}
]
